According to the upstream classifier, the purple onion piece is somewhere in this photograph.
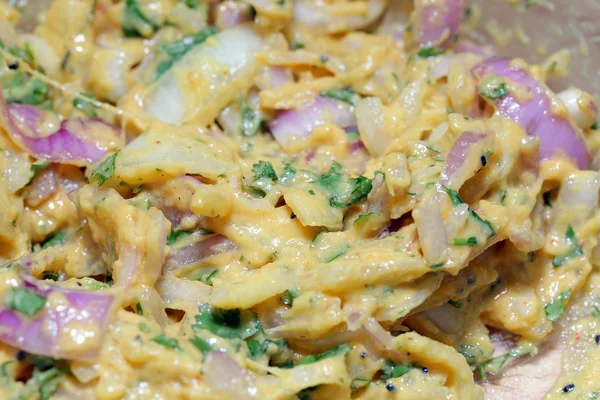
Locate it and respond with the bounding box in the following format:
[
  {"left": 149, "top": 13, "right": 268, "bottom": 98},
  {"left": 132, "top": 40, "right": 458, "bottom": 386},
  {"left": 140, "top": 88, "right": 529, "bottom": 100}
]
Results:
[
  {"left": 268, "top": 96, "right": 356, "bottom": 149},
  {"left": 164, "top": 235, "right": 237, "bottom": 272},
  {"left": 0, "top": 89, "right": 119, "bottom": 166},
  {"left": 473, "top": 58, "right": 589, "bottom": 169},
  {"left": 414, "top": 0, "right": 465, "bottom": 48},
  {"left": 0, "top": 277, "right": 117, "bottom": 360}
]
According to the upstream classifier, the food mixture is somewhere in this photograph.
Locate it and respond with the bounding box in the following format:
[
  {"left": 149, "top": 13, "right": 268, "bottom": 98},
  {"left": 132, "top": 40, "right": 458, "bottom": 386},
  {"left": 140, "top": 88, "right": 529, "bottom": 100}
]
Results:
[{"left": 0, "top": 0, "right": 599, "bottom": 399}]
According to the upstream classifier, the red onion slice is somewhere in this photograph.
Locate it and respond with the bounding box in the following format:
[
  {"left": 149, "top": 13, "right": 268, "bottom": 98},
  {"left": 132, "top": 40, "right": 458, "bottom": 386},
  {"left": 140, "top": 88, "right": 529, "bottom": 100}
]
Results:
[
  {"left": 473, "top": 58, "right": 589, "bottom": 169},
  {"left": 0, "top": 277, "right": 117, "bottom": 360},
  {"left": 0, "top": 89, "right": 119, "bottom": 166},
  {"left": 203, "top": 351, "right": 257, "bottom": 400},
  {"left": 164, "top": 234, "right": 237, "bottom": 272},
  {"left": 442, "top": 131, "right": 491, "bottom": 190},
  {"left": 413, "top": 0, "right": 465, "bottom": 48},
  {"left": 268, "top": 96, "right": 356, "bottom": 150}
]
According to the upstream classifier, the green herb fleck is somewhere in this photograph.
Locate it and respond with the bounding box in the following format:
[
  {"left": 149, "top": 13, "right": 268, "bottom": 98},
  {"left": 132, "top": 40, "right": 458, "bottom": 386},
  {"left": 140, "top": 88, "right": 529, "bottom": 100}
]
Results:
[
  {"left": 152, "top": 334, "right": 182, "bottom": 351},
  {"left": 73, "top": 93, "right": 98, "bottom": 117},
  {"left": 320, "top": 88, "right": 360, "bottom": 106},
  {"left": 5, "top": 288, "right": 47, "bottom": 316},
  {"left": 91, "top": 150, "right": 120, "bottom": 186},
  {"left": 452, "top": 237, "right": 478, "bottom": 246},
  {"left": 552, "top": 225, "right": 583, "bottom": 268},
  {"left": 324, "top": 244, "right": 349, "bottom": 263},
  {"left": 136, "top": 303, "right": 143, "bottom": 315},
  {"left": 240, "top": 97, "right": 263, "bottom": 137},
  {"left": 280, "top": 163, "right": 296, "bottom": 184},
  {"left": 479, "top": 77, "right": 510, "bottom": 100},
  {"left": 544, "top": 289, "right": 572, "bottom": 322},
  {"left": 380, "top": 360, "right": 413, "bottom": 380},
  {"left": 417, "top": 47, "right": 446, "bottom": 58},
  {"left": 122, "top": 0, "right": 160, "bottom": 37},
  {"left": 297, "top": 343, "right": 351, "bottom": 365},
  {"left": 193, "top": 304, "right": 260, "bottom": 339},
  {"left": 42, "top": 271, "right": 59, "bottom": 281},
  {"left": 41, "top": 231, "right": 67, "bottom": 249},
  {"left": 280, "top": 289, "right": 298, "bottom": 307},
  {"left": 154, "top": 28, "right": 218, "bottom": 79},
  {"left": 189, "top": 336, "right": 213, "bottom": 354}
]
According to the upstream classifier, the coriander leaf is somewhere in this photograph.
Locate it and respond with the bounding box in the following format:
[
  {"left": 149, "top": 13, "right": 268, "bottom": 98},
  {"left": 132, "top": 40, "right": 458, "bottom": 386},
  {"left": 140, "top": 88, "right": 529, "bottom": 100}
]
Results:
[
  {"left": 73, "top": 93, "right": 98, "bottom": 117},
  {"left": 320, "top": 88, "right": 360, "bottom": 106},
  {"left": 188, "top": 268, "right": 218, "bottom": 285},
  {"left": 592, "top": 305, "right": 600, "bottom": 319},
  {"left": 323, "top": 244, "right": 349, "bottom": 263},
  {"left": 41, "top": 231, "right": 67, "bottom": 249},
  {"left": 280, "top": 289, "right": 298, "bottom": 307},
  {"left": 544, "top": 289, "right": 572, "bottom": 322},
  {"left": 458, "top": 344, "right": 484, "bottom": 364},
  {"left": 447, "top": 299, "right": 464, "bottom": 308},
  {"left": 451, "top": 237, "right": 478, "bottom": 246},
  {"left": 240, "top": 98, "right": 262, "bottom": 137},
  {"left": 5, "top": 288, "right": 46, "bottom": 316},
  {"left": 189, "top": 336, "right": 213, "bottom": 354},
  {"left": 135, "top": 303, "right": 143, "bottom": 315},
  {"left": 0, "top": 71, "right": 51, "bottom": 107},
  {"left": 297, "top": 387, "right": 317, "bottom": 400},
  {"left": 417, "top": 47, "right": 446, "bottom": 58},
  {"left": 91, "top": 150, "right": 120, "bottom": 186},
  {"left": 42, "top": 271, "right": 59, "bottom": 281},
  {"left": 552, "top": 225, "right": 583, "bottom": 267},
  {"left": 297, "top": 343, "right": 351, "bottom": 365},
  {"left": 280, "top": 164, "right": 296, "bottom": 184},
  {"left": 479, "top": 76, "right": 510, "bottom": 100},
  {"left": 154, "top": 28, "right": 218, "bottom": 79},
  {"left": 194, "top": 305, "right": 261, "bottom": 339},
  {"left": 122, "top": 0, "right": 160, "bottom": 38},
  {"left": 183, "top": 0, "right": 200, "bottom": 7},
  {"left": 316, "top": 162, "right": 343, "bottom": 191},
  {"left": 166, "top": 229, "right": 190, "bottom": 245},
  {"left": 380, "top": 360, "right": 413, "bottom": 380},
  {"left": 252, "top": 161, "right": 278, "bottom": 180},
  {"left": 329, "top": 176, "right": 373, "bottom": 208},
  {"left": 152, "top": 334, "right": 182, "bottom": 351},
  {"left": 247, "top": 338, "right": 287, "bottom": 358},
  {"left": 443, "top": 186, "right": 465, "bottom": 205},
  {"left": 479, "top": 343, "right": 537, "bottom": 375}
]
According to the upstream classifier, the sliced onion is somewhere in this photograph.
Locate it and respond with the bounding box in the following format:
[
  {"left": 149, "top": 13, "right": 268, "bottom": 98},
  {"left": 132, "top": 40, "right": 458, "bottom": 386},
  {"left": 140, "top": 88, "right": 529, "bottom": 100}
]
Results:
[
  {"left": 420, "top": 303, "right": 462, "bottom": 333},
  {"left": 413, "top": 185, "right": 447, "bottom": 265},
  {"left": 139, "top": 285, "right": 169, "bottom": 327},
  {"left": 557, "top": 87, "right": 598, "bottom": 131},
  {"left": 268, "top": 96, "right": 356, "bottom": 150},
  {"left": 155, "top": 275, "right": 211, "bottom": 312},
  {"left": 441, "top": 131, "right": 491, "bottom": 190},
  {"left": 214, "top": 1, "right": 254, "bottom": 30},
  {"left": 473, "top": 58, "right": 589, "bottom": 169},
  {"left": 557, "top": 172, "right": 600, "bottom": 223},
  {"left": 164, "top": 235, "right": 237, "bottom": 272},
  {"left": 413, "top": 0, "right": 465, "bottom": 48},
  {"left": 356, "top": 97, "right": 387, "bottom": 157},
  {"left": 363, "top": 317, "right": 393, "bottom": 349},
  {"left": 26, "top": 166, "right": 58, "bottom": 207},
  {"left": 203, "top": 351, "right": 257, "bottom": 400},
  {"left": 0, "top": 97, "right": 120, "bottom": 166},
  {"left": 255, "top": 66, "right": 294, "bottom": 91},
  {"left": 0, "top": 276, "right": 117, "bottom": 360},
  {"left": 293, "top": 0, "right": 388, "bottom": 34}
]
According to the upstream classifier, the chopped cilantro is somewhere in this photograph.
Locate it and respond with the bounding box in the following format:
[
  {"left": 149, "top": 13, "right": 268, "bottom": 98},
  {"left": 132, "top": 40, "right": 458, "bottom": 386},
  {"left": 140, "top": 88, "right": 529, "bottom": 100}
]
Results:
[
  {"left": 247, "top": 338, "right": 287, "bottom": 358},
  {"left": 552, "top": 225, "right": 583, "bottom": 267},
  {"left": 464, "top": 7, "right": 472, "bottom": 19},
  {"left": 291, "top": 41, "right": 304, "bottom": 50},
  {"left": 442, "top": 186, "right": 495, "bottom": 237},
  {"left": 479, "top": 343, "right": 537, "bottom": 375},
  {"left": 166, "top": 229, "right": 190, "bottom": 245},
  {"left": 240, "top": 97, "right": 262, "bottom": 137},
  {"left": 27, "top": 368, "right": 63, "bottom": 400},
  {"left": 183, "top": 0, "right": 200, "bottom": 7},
  {"left": 0, "top": 71, "right": 51, "bottom": 107},
  {"left": 479, "top": 77, "right": 510, "bottom": 100},
  {"left": 90, "top": 150, "right": 120, "bottom": 186},
  {"left": 417, "top": 47, "right": 446, "bottom": 58},
  {"left": 297, "top": 343, "right": 351, "bottom": 365},
  {"left": 527, "top": 251, "right": 535, "bottom": 262},
  {"left": 151, "top": 334, "right": 182, "bottom": 351},
  {"left": 252, "top": 161, "right": 278, "bottom": 180},
  {"left": 154, "top": 28, "right": 218, "bottom": 79},
  {"left": 280, "top": 163, "right": 296, "bottom": 184},
  {"left": 280, "top": 289, "right": 298, "bottom": 307},
  {"left": 41, "top": 231, "right": 67, "bottom": 249},
  {"left": 447, "top": 299, "right": 464, "bottom": 308},
  {"left": 320, "top": 88, "right": 360, "bottom": 106},
  {"left": 443, "top": 186, "right": 465, "bottom": 206},
  {"left": 189, "top": 336, "right": 213, "bottom": 354},
  {"left": 122, "top": 0, "right": 160, "bottom": 37},
  {"left": 188, "top": 268, "right": 218, "bottom": 285},
  {"left": 452, "top": 237, "right": 478, "bottom": 246},
  {"left": 329, "top": 176, "right": 373, "bottom": 208},
  {"left": 323, "top": 244, "right": 349, "bottom": 263},
  {"left": 5, "top": 288, "right": 47, "bottom": 316},
  {"left": 42, "top": 271, "right": 59, "bottom": 281},
  {"left": 593, "top": 305, "right": 600, "bottom": 320},
  {"left": 430, "top": 262, "right": 445, "bottom": 269},
  {"left": 73, "top": 93, "right": 98, "bottom": 117},
  {"left": 135, "top": 303, "right": 143, "bottom": 315},
  {"left": 545, "top": 289, "right": 572, "bottom": 322},
  {"left": 193, "top": 304, "right": 261, "bottom": 339},
  {"left": 380, "top": 360, "right": 413, "bottom": 380}
]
